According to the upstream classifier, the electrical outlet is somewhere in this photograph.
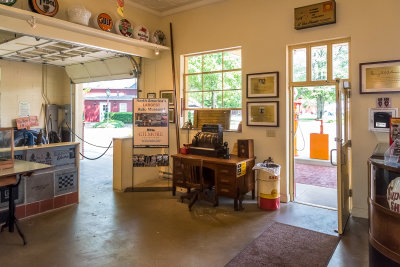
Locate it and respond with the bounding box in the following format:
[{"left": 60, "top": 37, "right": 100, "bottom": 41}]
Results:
[{"left": 266, "top": 129, "right": 276, "bottom": 137}]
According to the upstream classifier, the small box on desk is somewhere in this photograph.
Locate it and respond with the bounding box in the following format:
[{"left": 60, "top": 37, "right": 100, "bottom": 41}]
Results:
[{"left": 238, "top": 139, "right": 254, "bottom": 158}]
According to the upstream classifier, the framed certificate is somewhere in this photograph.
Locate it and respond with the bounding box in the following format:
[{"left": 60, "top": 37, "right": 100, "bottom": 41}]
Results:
[
  {"left": 360, "top": 60, "right": 400, "bottom": 94},
  {"left": 247, "top": 72, "right": 279, "bottom": 98},
  {"left": 247, "top": 101, "right": 279, "bottom": 127}
]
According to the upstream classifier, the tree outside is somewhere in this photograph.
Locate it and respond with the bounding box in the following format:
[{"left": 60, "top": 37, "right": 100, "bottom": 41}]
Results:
[{"left": 293, "top": 43, "right": 349, "bottom": 119}]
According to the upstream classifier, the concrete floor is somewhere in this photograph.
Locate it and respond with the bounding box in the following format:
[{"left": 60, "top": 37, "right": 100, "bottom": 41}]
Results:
[
  {"left": 0, "top": 156, "right": 373, "bottom": 267},
  {"left": 296, "top": 183, "right": 337, "bottom": 209}
]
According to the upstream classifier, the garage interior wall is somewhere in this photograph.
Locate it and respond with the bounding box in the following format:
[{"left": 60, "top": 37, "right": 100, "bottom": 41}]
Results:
[
  {"left": 138, "top": 0, "right": 400, "bottom": 218},
  {"left": 3, "top": 0, "right": 399, "bottom": 217},
  {"left": 0, "top": 61, "right": 70, "bottom": 128}
]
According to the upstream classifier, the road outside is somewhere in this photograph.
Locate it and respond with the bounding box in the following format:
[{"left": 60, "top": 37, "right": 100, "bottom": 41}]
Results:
[{"left": 81, "top": 124, "right": 132, "bottom": 159}]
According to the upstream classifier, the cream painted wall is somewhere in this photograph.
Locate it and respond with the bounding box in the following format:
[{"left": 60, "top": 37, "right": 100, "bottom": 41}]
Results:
[
  {"left": 138, "top": 0, "right": 400, "bottom": 218},
  {"left": 0, "top": 61, "right": 70, "bottom": 128}
]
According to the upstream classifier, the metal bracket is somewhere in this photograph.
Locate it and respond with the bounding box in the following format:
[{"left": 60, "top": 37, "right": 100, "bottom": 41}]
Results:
[{"left": 27, "top": 16, "right": 37, "bottom": 28}]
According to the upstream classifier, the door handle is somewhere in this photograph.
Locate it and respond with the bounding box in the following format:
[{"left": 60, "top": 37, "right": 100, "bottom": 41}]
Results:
[{"left": 330, "top": 149, "right": 337, "bottom": 166}]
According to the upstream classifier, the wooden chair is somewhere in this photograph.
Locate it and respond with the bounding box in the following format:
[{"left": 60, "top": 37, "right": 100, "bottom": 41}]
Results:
[{"left": 180, "top": 158, "right": 217, "bottom": 211}]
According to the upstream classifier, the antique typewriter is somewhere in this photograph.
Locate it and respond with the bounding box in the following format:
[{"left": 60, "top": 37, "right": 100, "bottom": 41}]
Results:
[{"left": 190, "top": 124, "right": 224, "bottom": 158}]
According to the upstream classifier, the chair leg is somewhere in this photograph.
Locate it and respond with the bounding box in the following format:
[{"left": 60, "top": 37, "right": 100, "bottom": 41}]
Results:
[
  {"left": 14, "top": 219, "right": 26, "bottom": 245},
  {"left": 188, "top": 192, "right": 198, "bottom": 211}
]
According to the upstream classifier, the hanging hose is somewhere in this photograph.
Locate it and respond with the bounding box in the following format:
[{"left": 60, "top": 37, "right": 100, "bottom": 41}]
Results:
[
  {"left": 79, "top": 140, "right": 113, "bottom": 160},
  {"left": 66, "top": 122, "right": 113, "bottom": 149},
  {"left": 294, "top": 121, "right": 305, "bottom": 151},
  {"left": 64, "top": 122, "right": 114, "bottom": 160}
]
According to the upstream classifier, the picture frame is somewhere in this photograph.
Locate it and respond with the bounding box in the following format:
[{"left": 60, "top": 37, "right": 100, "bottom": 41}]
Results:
[
  {"left": 247, "top": 72, "right": 279, "bottom": 98},
  {"left": 147, "top": 93, "right": 156, "bottom": 98},
  {"left": 246, "top": 101, "right": 279, "bottom": 127},
  {"left": 168, "top": 108, "right": 175, "bottom": 123},
  {"left": 360, "top": 60, "right": 400, "bottom": 94},
  {"left": 160, "top": 90, "right": 175, "bottom": 106}
]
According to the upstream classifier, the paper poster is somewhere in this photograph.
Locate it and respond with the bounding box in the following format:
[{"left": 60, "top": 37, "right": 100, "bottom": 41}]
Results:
[
  {"left": 19, "top": 102, "right": 30, "bottom": 117},
  {"left": 133, "top": 98, "right": 169, "bottom": 148}
]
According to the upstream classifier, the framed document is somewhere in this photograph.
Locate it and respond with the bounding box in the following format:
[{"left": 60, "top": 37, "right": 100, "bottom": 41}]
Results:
[
  {"left": 360, "top": 60, "right": 400, "bottom": 94},
  {"left": 247, "top": 101, "right": 279, "bottom": 127},
  {"left": 247, "top": 72, "right": 279, "bottom": 98},
  {"left": 168, "top": 108, "right": 175, "bottom": 123},
  {"left": 160, "top": 90, "right": 175, "bottom": 106}
]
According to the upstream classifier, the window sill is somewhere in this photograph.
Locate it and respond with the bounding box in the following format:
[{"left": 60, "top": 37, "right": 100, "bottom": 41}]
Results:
[{"left": 180, "top": 128, "right": 242, "bottom": 133}]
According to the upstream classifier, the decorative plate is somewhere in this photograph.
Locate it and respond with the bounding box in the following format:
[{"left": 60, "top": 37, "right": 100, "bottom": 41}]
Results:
[
  {"left": 0, "top": 0, "right": 17, "bottom": 6},
  {"left": 115, "top": 19, "right": 133, "bottom": 37},
  {"left": 388, "top": 177, "right": 400, "bottom": 213},
  {"left": 95, "top": 13, "right": 113, "bottom": 32},
  {"left": 151, "top": 30, "right": 166, "bottom": 46},
  {"left": 133, "top": 25, "right": 149, "bottom": 41},
  {"left": 29, "top": 0, "right": 59, "bottom": 17}
]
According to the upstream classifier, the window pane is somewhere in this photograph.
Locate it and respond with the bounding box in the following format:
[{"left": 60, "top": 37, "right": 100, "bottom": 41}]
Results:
[
  {"left": 187, "top": 92, "right": 202, "bottom": 108},
  {"left": 204, "top": 91, "right": 223, "bottom": 108},
  {"left": 186, "top": 75, "right": 202, "bottom": 92},
  {"left": 223, "top": 90, "right": 242, "bottom": 108},
  {"left": 332, "top": 43, "right": 349, "bottom": 80},
  {"left": 230, "top": 110, "right": 242, "bottom": 130},
  {"left": 186, "top": 110, "right": 194, "bottom": 124},
  {"left": 187, "top": 55, "right": 202, "bottom": 74},
  {"left": 292, "top": 48, "right": 307, "bottom": 82},
  {"left": 223, "top": 50, "right": 241, "bottom": 70},
  {"left": 311, "top": 45, "right": 327, "bottom": 81},
  {"left": 223, "top": 71, "right": 241, "bottom": 90},
  {"left": 203, "top": 52, "right": 222, "bottom": 72},
  {"left": 203, "top": 73, "right": 222, "bottom": 91}
]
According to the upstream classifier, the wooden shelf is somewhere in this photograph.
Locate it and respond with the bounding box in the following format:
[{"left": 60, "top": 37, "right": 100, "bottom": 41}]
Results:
[{"left": 0, "top": 5, "right": 169, "bottom": 59}]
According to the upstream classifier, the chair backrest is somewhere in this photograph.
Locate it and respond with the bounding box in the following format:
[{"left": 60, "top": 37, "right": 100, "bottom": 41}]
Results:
[{"left": 181, "top": 158, "right": 203, "bottom": 188}]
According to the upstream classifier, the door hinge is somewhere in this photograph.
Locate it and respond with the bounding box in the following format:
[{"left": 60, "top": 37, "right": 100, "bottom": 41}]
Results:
[
  {"left": 349, "top": 189, "right": 353, "bottom": 197},
  {"left": 348, "top": 90, "right": 351, "bottom": 98}
]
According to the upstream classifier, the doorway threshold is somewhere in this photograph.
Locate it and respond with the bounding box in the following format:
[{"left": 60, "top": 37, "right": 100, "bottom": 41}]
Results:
[{"left": 294, "top": 200, "right": 337, "bottom": 211}]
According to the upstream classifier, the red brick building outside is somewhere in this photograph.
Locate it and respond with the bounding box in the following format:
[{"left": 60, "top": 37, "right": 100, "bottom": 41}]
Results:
[{"left": 84, "top": 88, "right": 137, "bottom": 122}]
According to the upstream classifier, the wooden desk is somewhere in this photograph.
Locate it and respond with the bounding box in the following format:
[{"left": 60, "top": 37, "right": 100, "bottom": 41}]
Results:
[
  {"left": 0, "top": 160, "right": 52, "bottom": 245},
  {"left": 172, "top": 154, "right": 255, "bottom": 210}
]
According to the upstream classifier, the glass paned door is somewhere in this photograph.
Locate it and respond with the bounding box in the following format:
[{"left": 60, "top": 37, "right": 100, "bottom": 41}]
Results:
[{"left": 336, "top": 79, "right": 351, "bottom": 234}]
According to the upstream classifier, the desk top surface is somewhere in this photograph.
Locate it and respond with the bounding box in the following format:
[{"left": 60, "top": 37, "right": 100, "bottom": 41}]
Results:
[
  {"left": 0, "top": 160, "right": 52, "bottom": 178},
  {"left": 172, "top": 153, "right": 254, "bottom": 165}
]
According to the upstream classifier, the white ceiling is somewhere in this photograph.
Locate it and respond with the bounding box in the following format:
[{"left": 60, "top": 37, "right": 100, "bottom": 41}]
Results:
[
  {"left": 126, "top": 0, "right": 225, "bottom": 16},
  {"left": 0, "top": 35, "right": 122, "bottom": 66}
]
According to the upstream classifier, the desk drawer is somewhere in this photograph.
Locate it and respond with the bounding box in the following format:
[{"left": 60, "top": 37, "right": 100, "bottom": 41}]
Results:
[
  {"left": 216, "top": 164, "right": 236, "bottom": 198},
  {"left": 216, "top": 165, "right": 236, "bottom": 180},
  {"left": 217, "top": 183, "right": 236, "bottom": 198}
]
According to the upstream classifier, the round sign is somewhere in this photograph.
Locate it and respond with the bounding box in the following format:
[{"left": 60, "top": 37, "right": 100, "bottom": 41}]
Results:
[
  {"left": 151, "top": 30, "right": 166, "bottom": 46},
  {"left": 387, "top": 177, "right": 400, "bottom": 213},
  {"left": 115, "top": 19, "right": 133, "bottom": 37},
  {"left": 96, "top": 13, "right": 113, "bottom": 32},
  {"left": 29, "top": 0, "right": 59, "bottom": 17},
  {"left": 133, "top": 25, "right": 149, "bottom": 41},
  {"left": 0, "top": 0, "right": 17, "bottom": 6}
]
